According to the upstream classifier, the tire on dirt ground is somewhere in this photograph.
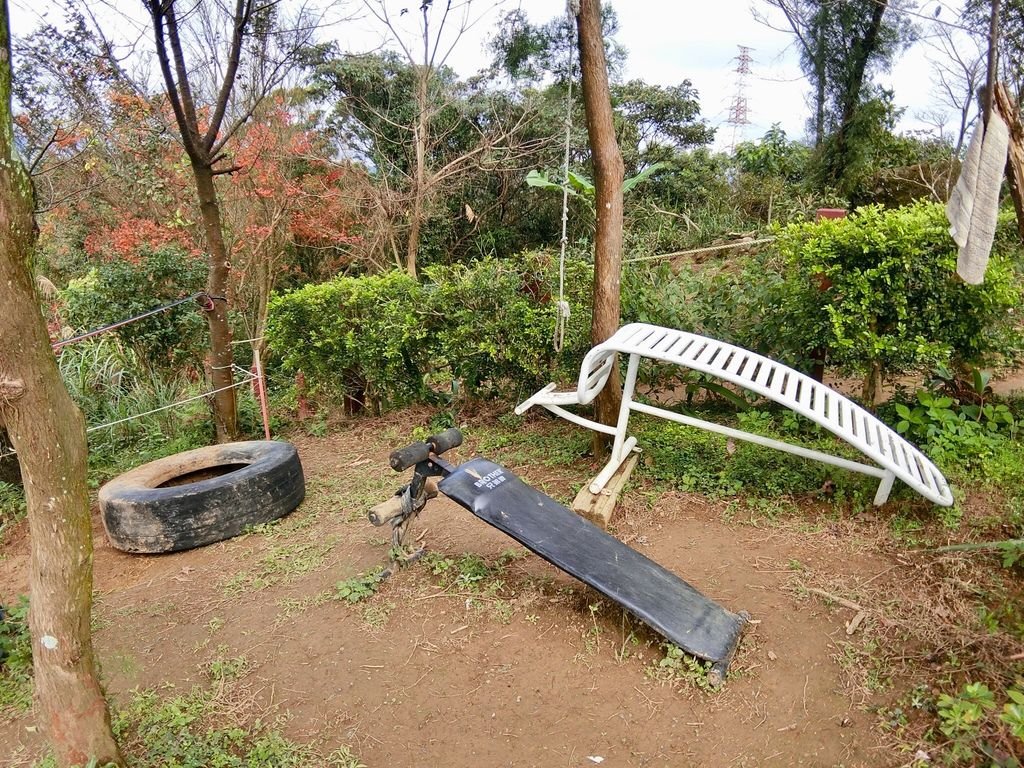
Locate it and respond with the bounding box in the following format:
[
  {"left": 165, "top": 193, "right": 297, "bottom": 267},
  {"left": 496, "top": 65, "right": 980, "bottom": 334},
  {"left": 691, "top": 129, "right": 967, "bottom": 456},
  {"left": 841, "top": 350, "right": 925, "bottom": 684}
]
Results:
[{"left": 99, "top": 440, "right": 305, "bottom": 554}]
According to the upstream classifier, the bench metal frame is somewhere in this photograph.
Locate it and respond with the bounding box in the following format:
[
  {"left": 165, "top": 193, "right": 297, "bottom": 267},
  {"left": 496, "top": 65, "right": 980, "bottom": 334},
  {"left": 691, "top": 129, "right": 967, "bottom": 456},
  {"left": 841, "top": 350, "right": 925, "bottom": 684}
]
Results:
[{"left": 516, "top": 323, "right": 953, "bottom": 507}]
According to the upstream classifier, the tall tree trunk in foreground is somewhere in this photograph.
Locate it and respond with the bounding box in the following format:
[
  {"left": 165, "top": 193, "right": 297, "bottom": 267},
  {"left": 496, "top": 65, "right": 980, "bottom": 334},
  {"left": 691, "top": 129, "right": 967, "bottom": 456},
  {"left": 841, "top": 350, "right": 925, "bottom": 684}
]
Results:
[
  {"left": 0, "top": 3, "right": 122, "bottom": 765},
  {"left": 577, "top": 0, "right": 624, "bottom": 452}
]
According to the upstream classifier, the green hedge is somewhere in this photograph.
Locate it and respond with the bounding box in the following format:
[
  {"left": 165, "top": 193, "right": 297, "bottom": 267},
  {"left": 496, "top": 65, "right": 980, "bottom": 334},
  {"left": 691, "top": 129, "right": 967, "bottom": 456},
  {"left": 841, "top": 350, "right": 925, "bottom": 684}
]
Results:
[
  {"left": 265, "top": 252, "right": 593, "bottom": 411},
  {"left": 763, "top": 202, "right": 1022, "bottom": 376}
]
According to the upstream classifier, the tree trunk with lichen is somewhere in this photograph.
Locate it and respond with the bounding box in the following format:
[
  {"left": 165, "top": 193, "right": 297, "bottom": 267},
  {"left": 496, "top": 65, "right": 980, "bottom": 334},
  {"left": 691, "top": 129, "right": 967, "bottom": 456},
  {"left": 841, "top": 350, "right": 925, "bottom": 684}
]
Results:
[
  {"left": 192, "top": 162, "right": 239, "bottom": 440},
  {"left": 0, "top": 3, "right": 122, "bottom": 765},
  {"left": 577, "top": 0, "right": 624, "bottom": 454}
]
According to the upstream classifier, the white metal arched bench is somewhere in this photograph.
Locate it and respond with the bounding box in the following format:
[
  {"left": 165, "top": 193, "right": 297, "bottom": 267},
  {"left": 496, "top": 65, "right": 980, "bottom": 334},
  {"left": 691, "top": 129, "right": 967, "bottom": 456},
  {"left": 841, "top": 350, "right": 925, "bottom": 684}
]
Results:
[{"left": 516, "top": 323, "right": 953, "bottom": 507}]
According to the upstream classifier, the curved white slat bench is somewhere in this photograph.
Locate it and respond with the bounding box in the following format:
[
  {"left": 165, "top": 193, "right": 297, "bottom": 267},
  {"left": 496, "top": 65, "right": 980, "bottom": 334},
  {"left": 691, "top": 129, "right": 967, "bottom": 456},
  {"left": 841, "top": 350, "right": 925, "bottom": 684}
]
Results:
[{"left": 516, "top": 323, "right": 953, "bottom": 507}]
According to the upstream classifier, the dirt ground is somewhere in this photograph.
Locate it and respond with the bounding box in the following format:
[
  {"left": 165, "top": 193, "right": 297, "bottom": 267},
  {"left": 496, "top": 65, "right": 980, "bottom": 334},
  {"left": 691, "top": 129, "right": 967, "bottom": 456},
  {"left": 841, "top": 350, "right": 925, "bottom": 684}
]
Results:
[{"left": 0, "top": 409, "right": 1005, "bottom": 767}]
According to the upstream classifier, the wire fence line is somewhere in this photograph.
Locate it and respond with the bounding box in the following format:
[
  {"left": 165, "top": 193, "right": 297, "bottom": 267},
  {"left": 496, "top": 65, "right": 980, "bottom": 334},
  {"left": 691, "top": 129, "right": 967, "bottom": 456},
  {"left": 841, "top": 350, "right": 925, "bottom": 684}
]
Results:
[{"left": 2, "top": 295, "right": 255, "bottom": 462}]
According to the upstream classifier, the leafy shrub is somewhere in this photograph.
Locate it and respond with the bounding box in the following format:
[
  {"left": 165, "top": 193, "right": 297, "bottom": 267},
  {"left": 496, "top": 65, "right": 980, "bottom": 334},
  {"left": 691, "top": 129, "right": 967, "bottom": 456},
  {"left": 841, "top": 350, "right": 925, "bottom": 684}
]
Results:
[
  {"left": 265, "top": 251, "right": 593, "bottom": 411},
  {"left": 623, "top": 259, "right": 780, "bottom": 353},
  {"left": 764, "top": 202, "right": 1022, "bottom": 379},
  {"left": 933, "top": 681, "right": 1024, "bottom": 764},
  {"left": 61, "top": 245, "right": 208, "bottom": 370},
  {"left": 0, "top": 596, "right": 33, "bottom": 713},
  {"left": 424, "top": 253, "right": 591, "bottom": 397},
  {"left": 0, "top": 481, "right": 26, "bottom": 541},
  {"left": 265, "top": 270, "right": 427, "bottom": 411},
  {"left": 883, "top": 367, "right": 1020, "bottom": 471}
]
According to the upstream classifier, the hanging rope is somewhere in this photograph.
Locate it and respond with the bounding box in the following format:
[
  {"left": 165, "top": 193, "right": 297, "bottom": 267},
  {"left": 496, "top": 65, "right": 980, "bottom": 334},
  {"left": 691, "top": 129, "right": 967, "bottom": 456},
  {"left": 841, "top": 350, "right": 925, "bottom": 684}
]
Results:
[{"left": 554, "top": 1, "right": 579, "bottom": 353}]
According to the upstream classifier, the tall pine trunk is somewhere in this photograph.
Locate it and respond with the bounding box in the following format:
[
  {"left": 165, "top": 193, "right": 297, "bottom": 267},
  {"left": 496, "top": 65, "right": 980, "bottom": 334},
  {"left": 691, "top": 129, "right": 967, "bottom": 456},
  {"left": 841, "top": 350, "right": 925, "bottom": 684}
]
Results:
[
  {"left": 577, "top": 0, "right": 624, "bottom": 453},
  {"left": 192, "top": 162, "right": 238, "bottom": 441},
  {"left": 0, "top": 3, "right": 122, "bottom": 764}
]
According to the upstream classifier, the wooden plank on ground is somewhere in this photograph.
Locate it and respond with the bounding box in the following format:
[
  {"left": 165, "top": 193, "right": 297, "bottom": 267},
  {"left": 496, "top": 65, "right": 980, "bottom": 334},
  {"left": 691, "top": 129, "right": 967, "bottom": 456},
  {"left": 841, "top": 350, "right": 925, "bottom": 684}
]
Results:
[{"left": 571, "top": 452, "right": 638, "bottom": 530}]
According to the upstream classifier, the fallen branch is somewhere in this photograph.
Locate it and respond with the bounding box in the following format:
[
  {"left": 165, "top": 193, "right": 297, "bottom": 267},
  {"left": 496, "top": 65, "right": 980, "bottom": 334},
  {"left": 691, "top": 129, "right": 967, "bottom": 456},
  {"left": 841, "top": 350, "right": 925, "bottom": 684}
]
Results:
[
  {"left": 933, "top": 539, "right": 1024, "bottom": 554},
  {"left": 804, "top": 586, "right": 866, "bottom": 613}
]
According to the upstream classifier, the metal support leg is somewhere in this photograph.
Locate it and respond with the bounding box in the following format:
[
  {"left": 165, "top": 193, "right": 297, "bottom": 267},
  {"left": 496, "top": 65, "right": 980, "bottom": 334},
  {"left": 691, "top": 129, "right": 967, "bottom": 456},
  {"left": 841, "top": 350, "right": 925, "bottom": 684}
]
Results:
[
  {"left": 873, "top": 470, "right": 896, "bottom": 506},
  {"left": 590, "top": 354, "right": 640, "bottom": 494}
]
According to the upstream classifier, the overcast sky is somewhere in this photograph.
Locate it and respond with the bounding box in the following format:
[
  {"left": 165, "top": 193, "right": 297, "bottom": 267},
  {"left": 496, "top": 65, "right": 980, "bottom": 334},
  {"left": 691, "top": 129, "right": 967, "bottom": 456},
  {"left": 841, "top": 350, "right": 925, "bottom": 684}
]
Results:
[
  {"left": 335, "top": 0, "right": 982, "bottom": 151},
  {"left": 12, "top": 0, "right": 983, "bottom": 151}
]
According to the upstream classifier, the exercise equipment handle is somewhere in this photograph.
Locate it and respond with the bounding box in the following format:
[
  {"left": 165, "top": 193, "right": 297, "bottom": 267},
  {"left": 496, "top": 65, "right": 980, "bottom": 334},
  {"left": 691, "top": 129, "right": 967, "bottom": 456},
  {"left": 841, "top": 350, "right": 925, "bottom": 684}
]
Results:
[{"left": 389, "top": 428, "right": 463, "bottom": 471}]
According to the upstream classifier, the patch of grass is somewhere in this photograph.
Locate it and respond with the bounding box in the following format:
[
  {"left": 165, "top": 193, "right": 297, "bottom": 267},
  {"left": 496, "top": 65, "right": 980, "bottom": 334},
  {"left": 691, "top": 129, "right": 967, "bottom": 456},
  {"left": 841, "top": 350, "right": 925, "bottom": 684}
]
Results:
[
  {"left": 474, "top": 422, "right": 591, "bottom": 469},
  {"left": 362, "top": 600, "right": 395, "bottom": 629},
  {"left": 302, "top": 472, "right": 398, "bottom": 524},
  {"left": 632, "top": 409, "right": 880, "bottom": 503},
  {"left": 835, "top": 636, "right": 893, "bottom": 694},
  {"left": 422, "top": 551, "right": 509, "bottom": 596},
  {"left": 645, "top": 643, "right": 717, "bottom": 693},
  {"left": 94, "top": 682, "right": 363, "bottom": 768},
  {"left": 203, "top": 646, "right": 254, "bottom": 683},
  {"left": 722, "top": 496, "right": 800, "bottom": 526},
  {"left": 888, "top": 513, "right": 928, "bottom": 547},
  {"left": 0, "top": 595, "right": 32, "bottom": 714},
  {"left": 274, "top": 590, "right": 332, "bottom": 625},
  {"left": 222, "top": 539, "right": 336, "bottom": 596}
]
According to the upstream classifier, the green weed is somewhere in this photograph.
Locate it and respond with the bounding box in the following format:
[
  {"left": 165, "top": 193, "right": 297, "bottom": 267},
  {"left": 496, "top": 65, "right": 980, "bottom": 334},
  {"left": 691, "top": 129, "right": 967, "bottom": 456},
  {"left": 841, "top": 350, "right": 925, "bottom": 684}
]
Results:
[
  {"left": 204, "top": 647, "right": 253, "bottom": 683},
  {"left": 333, "top": 570, "right": 382, "bottom": 604},
  {"left": 275, "top": 591, "right": 332, "bottom": 625},
  {"left": 646, "top": 643, "right": 717, "bottom": 692},
  {"left": 936, "top": 682, "right": 998, "bottom": 762},
  {"left": 421, "top": 551, "right": 507, "bottom": 596},
  {"left": 361, "top": 600, "right": 394, "bottom": 629}
]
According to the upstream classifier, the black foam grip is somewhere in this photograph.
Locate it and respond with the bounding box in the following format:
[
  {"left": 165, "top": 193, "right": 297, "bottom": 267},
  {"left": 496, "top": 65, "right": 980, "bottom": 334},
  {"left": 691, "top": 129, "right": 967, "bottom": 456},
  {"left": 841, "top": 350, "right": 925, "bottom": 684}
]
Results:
[
  {"left": 389, "top": 428, "right": 464, "bottom": 471},
  {"left": 429, "top": 428, "right": 463, "bottom": 455},
  {"left": 389, "top": 443, "right": 430, "bottom": 471}
]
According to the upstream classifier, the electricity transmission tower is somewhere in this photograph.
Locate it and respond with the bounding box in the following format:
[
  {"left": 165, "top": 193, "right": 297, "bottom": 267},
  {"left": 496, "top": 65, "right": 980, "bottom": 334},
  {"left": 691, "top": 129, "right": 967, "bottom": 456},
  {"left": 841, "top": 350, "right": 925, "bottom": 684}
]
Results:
[{"left": 726, "top": 45, "right": 753, "bottom": 151}]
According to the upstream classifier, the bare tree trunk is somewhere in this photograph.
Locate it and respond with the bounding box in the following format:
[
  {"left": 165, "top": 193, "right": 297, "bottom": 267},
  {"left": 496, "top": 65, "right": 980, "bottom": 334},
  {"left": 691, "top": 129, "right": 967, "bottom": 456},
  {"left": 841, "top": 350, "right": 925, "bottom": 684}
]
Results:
[
  {"left": 0, "top": 5, "right": 122, "bottom": 765},
  {"left": 577, "top": 0, "right": 624, "bottom": 454},
  {"left": 192, "top": 163, "right": 239, "bottom": 440},
  {"left": 861, "top": 359, "right": 882, "bottom": 409},
  {"left": 814, "top": 19, "right": 826, "bottom": 147},
  {"left": 996, "top": 83, "right": 1024, "bottom": 241},
  {"left": 406, "top": 66, "right": 430, "bottom": 279}
]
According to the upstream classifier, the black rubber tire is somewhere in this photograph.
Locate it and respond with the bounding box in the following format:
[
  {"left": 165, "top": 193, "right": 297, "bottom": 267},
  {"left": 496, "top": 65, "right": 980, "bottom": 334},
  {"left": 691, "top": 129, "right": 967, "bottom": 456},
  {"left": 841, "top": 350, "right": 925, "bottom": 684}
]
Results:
[{"left": 98, "top": 440, "right": 305, "bottom": 554}]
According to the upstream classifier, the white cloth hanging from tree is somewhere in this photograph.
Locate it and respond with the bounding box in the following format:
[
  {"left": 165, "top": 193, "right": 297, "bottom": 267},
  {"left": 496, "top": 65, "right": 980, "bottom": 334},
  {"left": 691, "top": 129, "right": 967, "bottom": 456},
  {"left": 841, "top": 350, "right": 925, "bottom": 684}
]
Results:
[{"left": 946, "top": 110, "right": 1010, "bottom": 284}]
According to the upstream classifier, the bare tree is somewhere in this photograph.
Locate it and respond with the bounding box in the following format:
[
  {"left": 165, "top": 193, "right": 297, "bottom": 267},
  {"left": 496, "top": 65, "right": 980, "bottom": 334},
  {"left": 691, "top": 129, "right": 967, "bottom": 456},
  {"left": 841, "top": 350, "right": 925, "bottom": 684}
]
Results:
[
  {"left": 576, "top": 0, "right": 623, "bottom": 448},
  {"left": 356, "top": 0, "right": 516, "bottom": 277},
  {"left": 0, "top": 1, "right": 122, "bottom": 764},
  {"left": 925, "top": 23, "right": 985, "bottom": 154},
  {"left": 141, "top": 0, "right": 322, "bottom": 440}
]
